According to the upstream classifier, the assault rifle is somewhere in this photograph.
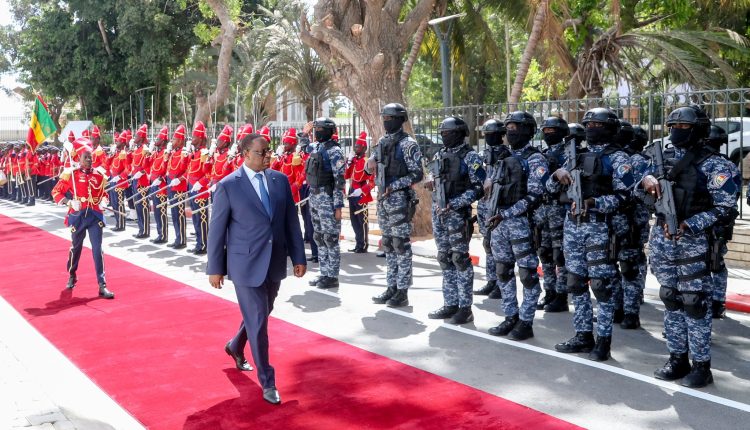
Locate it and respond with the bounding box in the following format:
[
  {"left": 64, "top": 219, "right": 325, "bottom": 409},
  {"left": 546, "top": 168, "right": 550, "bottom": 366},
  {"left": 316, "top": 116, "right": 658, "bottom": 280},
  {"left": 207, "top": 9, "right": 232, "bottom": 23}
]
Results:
[
  {"left": 427, "top": 155, "right": 447, "bottom": 210},
  {"left": 645, "top": 140, "right": 678, "bottom": 239},
  {"left": 564, "top": 138, "right": 583, "bottom": 224}
]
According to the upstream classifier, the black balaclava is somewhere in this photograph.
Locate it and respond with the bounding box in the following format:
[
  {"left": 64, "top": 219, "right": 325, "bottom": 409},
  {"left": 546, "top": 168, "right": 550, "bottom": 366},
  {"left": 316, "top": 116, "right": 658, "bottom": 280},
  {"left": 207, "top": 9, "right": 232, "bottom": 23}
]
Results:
[{"left": 384, "top": 117, "right": 405, "bottom": 135}]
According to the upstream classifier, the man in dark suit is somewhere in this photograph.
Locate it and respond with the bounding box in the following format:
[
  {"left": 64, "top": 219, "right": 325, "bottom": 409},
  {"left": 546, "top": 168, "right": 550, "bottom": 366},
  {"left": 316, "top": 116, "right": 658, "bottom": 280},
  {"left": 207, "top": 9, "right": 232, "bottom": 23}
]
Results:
[{"left": 207, "top": 133, "right": 307, "bottom": 405}]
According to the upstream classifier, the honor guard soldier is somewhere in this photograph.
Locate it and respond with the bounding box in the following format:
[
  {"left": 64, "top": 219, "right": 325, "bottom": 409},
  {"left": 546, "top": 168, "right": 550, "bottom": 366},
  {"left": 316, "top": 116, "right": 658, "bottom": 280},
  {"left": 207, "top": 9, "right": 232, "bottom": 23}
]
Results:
[
  {"left": 551, "top": 108, "right": 635, "bottom": 361},
  {"left": 187, "top": 121, "right": 212, "bottom": 254},
  {"left": 91, "top": 126, "right": 109, "bottom": 175},
  {"left": 20, "top": 144, "right": 39, "bottom": 206},
  {"left": 149, "top": 126, "right": 171, "bottom": 244},
  {"left": 271, "top": 128, "right": 305, "bottom": 203},
  {"left": 474, "top": 119, "right": 508, "bottom": 299},
  {"left": 305, "top": 118, "right": 346, "bottom": 290},
  {"left": 130, "top": 124, "right": 152, "bottom": 239},
  {"left": 704, "top": 125, "right": 741, "bottom": 319},
  {"left": 107, "top": 132, "right": 132, "bottom": 231},
  {"left": 485, "top": 111, "right": 549, "bottom": 340},
  {"left": 344, "top": 131, "right": 374, "bottom": 253},
  {"left": 368, "top": 103, "right": 424, "bottom": 307},
  {"left": 641, "top": 106, "right": 738, "bottom": 387},
  {"left": 52, "top": 139, "right": 115, "bottom": 299},
  {"left": 166, "top": 125, "right": 190, "bottom": 249},
  {"left": 209, "top": 124, "right": 236, "bottom": 189},
  {"left": 427, "top": 117, "right": 485, "bottom": 324},
  {"left": 534, "top": 117, "right": 571, "bottom": 312}
]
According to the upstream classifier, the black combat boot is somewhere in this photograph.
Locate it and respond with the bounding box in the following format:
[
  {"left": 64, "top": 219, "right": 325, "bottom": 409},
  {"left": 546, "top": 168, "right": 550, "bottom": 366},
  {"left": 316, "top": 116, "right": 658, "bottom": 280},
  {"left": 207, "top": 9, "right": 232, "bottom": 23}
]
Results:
[
  {"left": 474, "top": 280, "right": 497, "bottom": 295},
  {"left": 620, "top": 313, "right": 641, "bottom": 329},
  {"left": 66, "top": 274, "right": 77, "bottom": 290},
  {"left": 555, "top": 331, "right": 595, "bottom": 353},
  {"left": 317, "top": 276, "right": 339, "bottom": 289},
  {"left": 488, "top": 314, "right": 519, "bottom": 337},
  {"left": 488, "top": 285, "right": 502, "bottom": 299},
  {"left": 509, "top": 320, "right": 534, "bottom": 340},
  {"left": 711, "top": 301, "right": 726, "bottom": 319},
  {"left": 98, "top": 283, "right": 115, "bottom": 299},
  {"left": 681, "top": 360, "right": 713, "bottom": 388},
  {"left": 386, "top": 289, "right": 408, "bottom": 307},
  {"left": 589, "top": 336, "right": 611, "bottom": 361},
  {"left": 372, "top": 286, "right": 396, "bottom": 304},
  {"left": 613, "top": 306, "right": 625, "bottom": 324},
  {"left": 653, "top": 353, "right": 690, "bottom": 381},
  {"left": 544, "top": 293, "right": 569, "bottom": 312},
  {"left": 448, "top": 307, "right": 474, "bottom": 324},
  {"left": 428, "top": 305, "right": 458, "bottom": 319},
  {"left": 308, "top": 276, "right": 323, "bottom": 286},
  {"left": 536, "top": 290, "right": 557, "bottom": 310}
]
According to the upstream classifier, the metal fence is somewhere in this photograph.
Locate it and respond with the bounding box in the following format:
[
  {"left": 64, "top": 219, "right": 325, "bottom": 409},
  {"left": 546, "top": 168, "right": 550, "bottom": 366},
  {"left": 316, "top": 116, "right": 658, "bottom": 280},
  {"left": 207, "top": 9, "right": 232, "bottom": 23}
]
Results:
[{"left": 0, "top": 116, "right": 27, "bottom": 142}]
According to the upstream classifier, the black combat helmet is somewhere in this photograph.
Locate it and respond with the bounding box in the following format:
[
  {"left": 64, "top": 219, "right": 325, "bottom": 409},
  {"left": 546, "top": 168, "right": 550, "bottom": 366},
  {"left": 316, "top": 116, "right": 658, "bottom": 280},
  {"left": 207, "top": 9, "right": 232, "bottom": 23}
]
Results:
[
  {"left": 666, "top": 105, "right": 710, "bottom": 138},
  {"left": 568, "top": 123, "right": 585, "bottom": 143},
  {"left": 541, "top": 116, "right": 569, "bottom": 134},
  {"left": 613, "top": 119, "right": 634, "bottom": 146},
  {"left": 482, "top": 118, "right": 506, "bottom": 135},
  {"left": 581, "top": 108, "right": 620, "bottom": 131},
  {"left": 705, "top": 124, "right": 728, "bottom": 149},
  {"left": 631, "top": 126, "right": 648, "bottom": 151},
  {"left": 504, "top": 111, "right": 538, "bottom": 135},
  {"left": 313, "top": 117, "right": 337, "bottom": 129},
  {"left": 438, "top": 116, "right": 470, "bottom": 136},
  {"left": 380, "top": 103, "right": 408, "bottom": 120}
]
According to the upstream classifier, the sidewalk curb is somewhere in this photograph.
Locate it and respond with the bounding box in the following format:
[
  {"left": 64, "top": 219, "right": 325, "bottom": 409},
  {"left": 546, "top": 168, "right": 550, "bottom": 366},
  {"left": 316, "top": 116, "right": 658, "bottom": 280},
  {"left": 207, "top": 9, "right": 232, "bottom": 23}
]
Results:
[{"left": 727, "top": 293, "right": 750, "bottom": 313}]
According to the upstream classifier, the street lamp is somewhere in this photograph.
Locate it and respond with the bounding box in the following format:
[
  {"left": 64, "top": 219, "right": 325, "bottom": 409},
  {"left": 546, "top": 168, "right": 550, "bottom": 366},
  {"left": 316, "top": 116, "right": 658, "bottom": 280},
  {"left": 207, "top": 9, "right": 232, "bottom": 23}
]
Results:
[{"left": 428, "top": 13, "right": 465, "bottom": 108}]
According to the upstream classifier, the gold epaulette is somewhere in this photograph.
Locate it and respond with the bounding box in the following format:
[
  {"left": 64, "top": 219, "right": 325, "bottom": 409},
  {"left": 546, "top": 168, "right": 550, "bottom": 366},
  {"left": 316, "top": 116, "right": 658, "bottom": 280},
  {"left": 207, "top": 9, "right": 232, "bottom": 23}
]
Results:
[{"left": 292, "top": 153, "right": 302, "bottom": 166}]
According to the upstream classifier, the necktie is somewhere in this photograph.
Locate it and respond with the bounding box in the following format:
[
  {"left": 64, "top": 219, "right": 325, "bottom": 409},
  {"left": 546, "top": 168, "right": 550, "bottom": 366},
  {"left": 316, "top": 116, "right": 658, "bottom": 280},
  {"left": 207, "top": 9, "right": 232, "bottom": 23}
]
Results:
[{"left": 256, "top": 172, "right": 272, "bottom": 217}]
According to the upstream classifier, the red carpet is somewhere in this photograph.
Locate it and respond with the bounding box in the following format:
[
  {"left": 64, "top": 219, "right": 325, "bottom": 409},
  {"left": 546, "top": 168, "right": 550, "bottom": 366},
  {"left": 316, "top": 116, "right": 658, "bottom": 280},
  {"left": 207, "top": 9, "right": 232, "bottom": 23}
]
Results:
[{"left": 0, "top": 214, "right": 579, "bottom": 430}]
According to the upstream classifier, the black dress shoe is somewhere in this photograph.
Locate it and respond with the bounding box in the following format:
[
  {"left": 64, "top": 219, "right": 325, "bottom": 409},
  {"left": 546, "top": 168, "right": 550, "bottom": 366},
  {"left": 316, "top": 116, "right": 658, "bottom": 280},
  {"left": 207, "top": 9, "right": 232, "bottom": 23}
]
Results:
[
  {"left": 172, "top": 243, "right": 187, "bottom": 250},
  {"left": 225, "top": 342, "right": 253, "bottom": 371},
  {"left": 112, "top": 227, "right": 125, "bottom": 232},
  {"left": 66, "top": 275, "right": 77, "bottom": 290},
  {"left": 150, "top": 237, "right": 168, "bottom": 244},
  {"left": 98, "top": 284, "right": 115, "bottom": 299},
  {"left": 263, "top": 387, "right": 281, "bottom": 404},
  {"left": 192, "top": 249, "right": 207, "bottom": 255},
  {"left": 307, "top": 256, "right": 319, "bottom": 263},
  {"left": 133, "top": 233, "right": 149, "bottom": 239}
]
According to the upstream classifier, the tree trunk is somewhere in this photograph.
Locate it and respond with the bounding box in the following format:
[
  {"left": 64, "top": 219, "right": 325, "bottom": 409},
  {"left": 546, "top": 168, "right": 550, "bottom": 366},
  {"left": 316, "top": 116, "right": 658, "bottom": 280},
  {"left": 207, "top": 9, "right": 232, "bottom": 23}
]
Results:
[
  {"left": 400, "top": 18, "right": 429, "bottom": 89},
  {"left": 508, "top": 0, "right": 548, "bottom": 105},
  {"left": 193, "top": 0, "right": 237, "bottom": 125}
]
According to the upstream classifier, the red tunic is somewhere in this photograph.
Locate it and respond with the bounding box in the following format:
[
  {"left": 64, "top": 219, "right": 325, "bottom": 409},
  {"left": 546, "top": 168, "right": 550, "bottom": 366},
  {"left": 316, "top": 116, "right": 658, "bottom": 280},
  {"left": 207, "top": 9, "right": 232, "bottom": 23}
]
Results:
[
  {"left": 271, "top": 151, "right": 304, "bottom": 202},
  {"left": 209, "top": 148, "right": 233, "bottom": 184},
  {"left": 129, "top": 145, "right": 152, "bottom": 188},
  {"left": 344, "top": 155, "right": 375, "bottom": 205},
  {"left": 187, "top": 149, "right": 211, "bottom": 190},
  {"left": 166, "top": 149, "right": 190, "bottom": 193},
  {"left": 52, "top": 168, "right": 108, "bottom": 225},
  {"left": 108, "top": 149, "right": 132, "bottom": 190},
  {"left": 149, "top": 148, "right": 170, "bottom": 196}
]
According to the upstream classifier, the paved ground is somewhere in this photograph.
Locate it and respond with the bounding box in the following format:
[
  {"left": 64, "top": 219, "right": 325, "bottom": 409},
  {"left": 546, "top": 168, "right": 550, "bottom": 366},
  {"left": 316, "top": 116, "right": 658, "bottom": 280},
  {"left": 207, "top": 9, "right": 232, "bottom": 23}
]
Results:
[{"left": 1, "top": 199, "right": 749, "bottom": 429}]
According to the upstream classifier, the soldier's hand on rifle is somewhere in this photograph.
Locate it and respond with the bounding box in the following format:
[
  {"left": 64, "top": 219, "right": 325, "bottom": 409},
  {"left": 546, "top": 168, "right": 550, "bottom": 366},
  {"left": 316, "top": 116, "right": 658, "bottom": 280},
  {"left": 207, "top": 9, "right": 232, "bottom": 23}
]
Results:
[
  {"left": 99, "top": 197, "right": 109, "bottom": 210},
  {"left": 133, "top": 171, "right": 144, "bottom": 180},
  {"left": 482, "top": 178, "right": 493, "bottom": 200},
  {"left": 582, "top": 197, "right": 596, "bottom": 214},
  {"left": 380, "top": 186, "right": 392, "bottom": 199},
  {"left": 349, "top": 188, "right": 363, "bottom": 198},
  {"left": 66, "top": 198, "right": 81, "bottom": 211},
  {"left": 152, "top": 178, "right": 162, "bottom": 187},
  {"left": 169, "top": 178, "right": 181, "bottom": 188},
  {"left": 424, "top": 179, "right": 434, "bottom": 192},
  {"left": 642, "top": 175, "right": 661, "bottom": 199},
  {"left": 365, "top": 156, "right": 377, "bottom": 175},
  {"left": 334, "top": 208, "right": 342, "bottom": 221},
  {"left": 487, "top": 214, "right": 502, "bottom": 231},
  {"left": 192, "top": 182, "right": 203, "bottom": 193},
  {"left": 436, "top": 205, "right": 452, "bottom": 217},
  {"left": 553, "top": 168, "right": 572, "bottom": 185},
  {"left": 664, "top": 221, "right": 690, "bottom": 240}
]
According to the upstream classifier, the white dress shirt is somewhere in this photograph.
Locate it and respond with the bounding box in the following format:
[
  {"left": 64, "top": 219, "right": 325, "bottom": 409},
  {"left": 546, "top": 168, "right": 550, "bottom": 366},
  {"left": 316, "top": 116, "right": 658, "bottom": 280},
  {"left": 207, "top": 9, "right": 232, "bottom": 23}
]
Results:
[{"left": 242, "top": 163, "right": 270, "bottom": 199}]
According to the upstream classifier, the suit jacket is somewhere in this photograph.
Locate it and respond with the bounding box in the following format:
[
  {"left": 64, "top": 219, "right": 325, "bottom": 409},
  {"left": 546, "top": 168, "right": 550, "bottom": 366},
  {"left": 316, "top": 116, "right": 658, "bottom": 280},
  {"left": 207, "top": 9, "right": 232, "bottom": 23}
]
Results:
[{"left": 206, "top": 166, "right": 306, "bottom": 287}]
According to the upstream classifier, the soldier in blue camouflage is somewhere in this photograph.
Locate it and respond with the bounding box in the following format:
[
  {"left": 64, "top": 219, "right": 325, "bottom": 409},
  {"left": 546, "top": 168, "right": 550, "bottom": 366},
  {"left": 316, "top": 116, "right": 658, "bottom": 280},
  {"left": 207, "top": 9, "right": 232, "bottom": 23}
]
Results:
[
  {"left": 485, "top": 111, "right": 549, "bottom": 341},
  {"left": 641, "top": 106, "right": 738, "bottom": 388},
  {"left": 368, "top": 103, "right": 424, "bottom": 308},
  {"left": 474, "top": 119, "right": 509, "bottom": 299},
  {"left": 427, "top": 116, "right": 486, "bottom": 324},
  {"left": 704, "top": 124, "right": 740, "bottom": 319},
  {"left": 550, "top": 108, "right": 635, "bottom": 362},
  {"left": 305, "top": 118, "right": 346, "bottom": 290},
  {"left": 534, "top": 117, "right": 571, "bottom": 313}
]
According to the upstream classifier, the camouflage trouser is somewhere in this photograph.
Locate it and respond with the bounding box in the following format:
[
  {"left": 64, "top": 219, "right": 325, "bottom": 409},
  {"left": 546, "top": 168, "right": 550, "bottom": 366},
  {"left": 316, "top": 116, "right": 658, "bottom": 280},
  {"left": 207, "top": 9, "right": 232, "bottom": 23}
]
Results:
[
  {"left": 533, "top": 203, "right": 567, "bottom": 294},
  {"left": 310, "top": 191, "right": 341, "bottom": 278},
  {"left": 477, "top": 199, "right": 497, "bottom": 282},
  {"left": 433, "top": 204, "right": 473, "bottom": 307},
  {"left": 563, "top": 217, "right": 617, "bottom": 337},
  {"left": 612, "top": 210, "right": 649, "bottom": 314},
  {"left": 491, "top": 216, "right": 541, "bottom": 323},
  {"left": 377, "top": 189, "right": 414, "bottom": 290},
  {"left": 650, "top": 224, "right": 713, "bottom": 362},
  {"left": 711, "top": 242, "right": 728, "bottom": 303}
]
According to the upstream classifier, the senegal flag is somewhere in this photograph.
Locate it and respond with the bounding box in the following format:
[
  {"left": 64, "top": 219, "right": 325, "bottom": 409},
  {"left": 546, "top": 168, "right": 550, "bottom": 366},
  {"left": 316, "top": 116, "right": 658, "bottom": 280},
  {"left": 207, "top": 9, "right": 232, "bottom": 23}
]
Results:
[{"left": 26, "top": 95, "right": 57, "bottom": 152}]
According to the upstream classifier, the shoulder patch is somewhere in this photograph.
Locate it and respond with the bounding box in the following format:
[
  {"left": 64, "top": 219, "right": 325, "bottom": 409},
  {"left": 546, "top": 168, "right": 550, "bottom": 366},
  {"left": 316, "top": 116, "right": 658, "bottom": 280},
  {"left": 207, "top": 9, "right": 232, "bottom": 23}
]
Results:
[
  {"left": 472, "top": 162, "right": 481, "bottom": 171},
  {"left": 535, "top": 166, "right": 547, "bottom": 177},
  {"left": 335, "top": 159, "right": 345, "bottom": 170},
  {"left": 710, "top": 172, "right": 730, "bottom": 189},
  {"left": 617, "top": 164, "right": 632, "bottom": 176}
]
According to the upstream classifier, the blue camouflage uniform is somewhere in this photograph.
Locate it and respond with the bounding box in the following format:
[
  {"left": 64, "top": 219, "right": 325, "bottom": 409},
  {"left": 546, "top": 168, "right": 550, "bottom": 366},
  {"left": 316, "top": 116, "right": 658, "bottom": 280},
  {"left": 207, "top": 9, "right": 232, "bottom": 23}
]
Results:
[
  {"left": 549, "top": 144, "right": 634, "bottom": 339},
  {"left": 477, "top": 146, "right": 508, "bottom": 288},
  {"left": 491, "top": 143, "right": 549, "bottom": 324},
  {"left": 709, "top": 152, "right": 740, "bottom": 309},
  {"left": 307, "top": 139, "right": 346, "bottom": 280},
  {"left": 643, "top": 146, "right": 737, "bottom": 363},
  {"left": 432, "top": 144, "right": 485, "bottom": 308}
]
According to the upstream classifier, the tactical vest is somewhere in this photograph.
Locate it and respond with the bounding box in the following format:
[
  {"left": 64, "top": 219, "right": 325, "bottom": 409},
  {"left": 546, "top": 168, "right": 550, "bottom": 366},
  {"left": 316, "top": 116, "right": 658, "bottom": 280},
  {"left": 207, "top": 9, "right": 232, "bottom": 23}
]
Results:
[
  {"left": 495, "top": 146, "right": 539, "bottom": 208},
  {"left": 544, "top": 143, "right": 565, "bottom": 172},
  {"left": 305, "top": 140, "right": 337, "bottom": 188},
  {"left": 439, "top": 145, "right": 473, "bottom": 199},
  {"left": 578, "top": 146, "right": 618, "bottom": 199},
  {"left": 382, "top": 132, "right": 409, "bottom": 186},
  {"left": 664, "top": 147, "right": 714, "bottom": 222}
]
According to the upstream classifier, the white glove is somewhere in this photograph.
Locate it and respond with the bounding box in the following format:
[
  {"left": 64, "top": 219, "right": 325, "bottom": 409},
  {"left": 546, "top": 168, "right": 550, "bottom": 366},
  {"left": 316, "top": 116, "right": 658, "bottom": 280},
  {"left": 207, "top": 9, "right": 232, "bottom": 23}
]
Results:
[
  {"left": 95, "top": 166, "right": 107, "bottom": 176},
  {"left": 152, "top": 178, "right": 162, "bottom": 186},
  {"left": 191, "top": 182, "right": 203, "bottom": 192},
  {"left": 349, "top": 188, "right": 363, "bottom": 198},
  {"left": 209, "top": 184, "right": 217, "bottom": 193},
  {"left": 69, "top": 199, "right": 81, "bottom": 211},
  {"left": 169, "top": 178, "right": 181, "bottom": 187},
  {"left": 99, "top": 197, "right": 109, "bottom": 210},
  {"left": 228, "top": 145, "right": 237, "bottom": 158},
  {"left": 276, "top": 145, "right": 284, "bottom": 156},
  {"left": 133, "top": 171, "right": 144, "bottom": 180},
  {"left": 347, "top": 152, "right": 355, "bottom": 162},
  {"left": 201, "top": 147, "right": 209, "bottom": 156}
]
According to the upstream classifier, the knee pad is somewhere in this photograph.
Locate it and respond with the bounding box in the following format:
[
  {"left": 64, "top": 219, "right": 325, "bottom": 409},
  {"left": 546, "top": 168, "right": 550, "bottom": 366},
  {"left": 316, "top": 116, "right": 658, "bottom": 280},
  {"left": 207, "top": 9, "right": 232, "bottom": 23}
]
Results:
[
  {"left": 313, "top": 231, "right": 324, "bottom": 245},
  {"left": 567, "top": 273, "right": 588, "bottom": 295},
  {"left": 683, "top": 292, "right": 708, "bottom": 319},
  {"left": 619, "top": 260, "right": 639, "bottom": 281},
  {"left": 495, "top": 262, "right": 515, "bottom": 282},
  {"left": 392, "top": 237, "right": 409, "bottom": 254},
  {"left": 437, "top": 251, "right": 455, "bottom": 270},
  {"left": 482, "top": 235, "right": 492, "bottom": 255},
  {"left": 552, "top": 247, "right": 565, "bottom": 266},
  {"left": 659, "top": 286, "right": 683, "bottom": 312},
  {"left": 452, "top": 251, "right": 472, "bottom": 271},
  {"left": 381, "top": 235, "right": 394, "bottom": 253},
  {"left": 518, "top": 266, "right": 538, "bottom": 289},
  {"left": 590, "top": 278, "right": 612, "bottom": 302},
  {"left": 323, "top": 233, "right": 338, "bottom": 247},
  {"left": 537, "top": 246, "right": 552, "bottom": 264}
]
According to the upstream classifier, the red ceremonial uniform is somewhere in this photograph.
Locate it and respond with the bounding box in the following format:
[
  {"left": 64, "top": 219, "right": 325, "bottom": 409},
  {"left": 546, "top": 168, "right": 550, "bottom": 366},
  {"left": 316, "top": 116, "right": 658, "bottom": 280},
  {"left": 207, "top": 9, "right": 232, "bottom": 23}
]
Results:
[
  {"left": 167, "top": 149, "right": 190, "bottom": 193},
  {"left": 149, "top": 147, "right": 170, "bottom": 196},
  {"left": 130, "top": 145, "right": 152, "bottom": 188},
  {"left": 108, "top": 149, "right": 132, "bottom": 190},
  {"left": 209, "top": 148, "right": 234, "bottom": 184},
  {"left": 92, "top": 146, "right": 109, "bottom": 174},
  {"left": 187, "top": 149, "right": 211, "bottom": 191},
  {"left": 52, "top": 167, "right": 108, "bottom": 225},
  {"left": 344, "top": 154, "right": 375, "bottom": 205},
  {"left": 271, "top": 152, "right": 304, "bottom": 202}
]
